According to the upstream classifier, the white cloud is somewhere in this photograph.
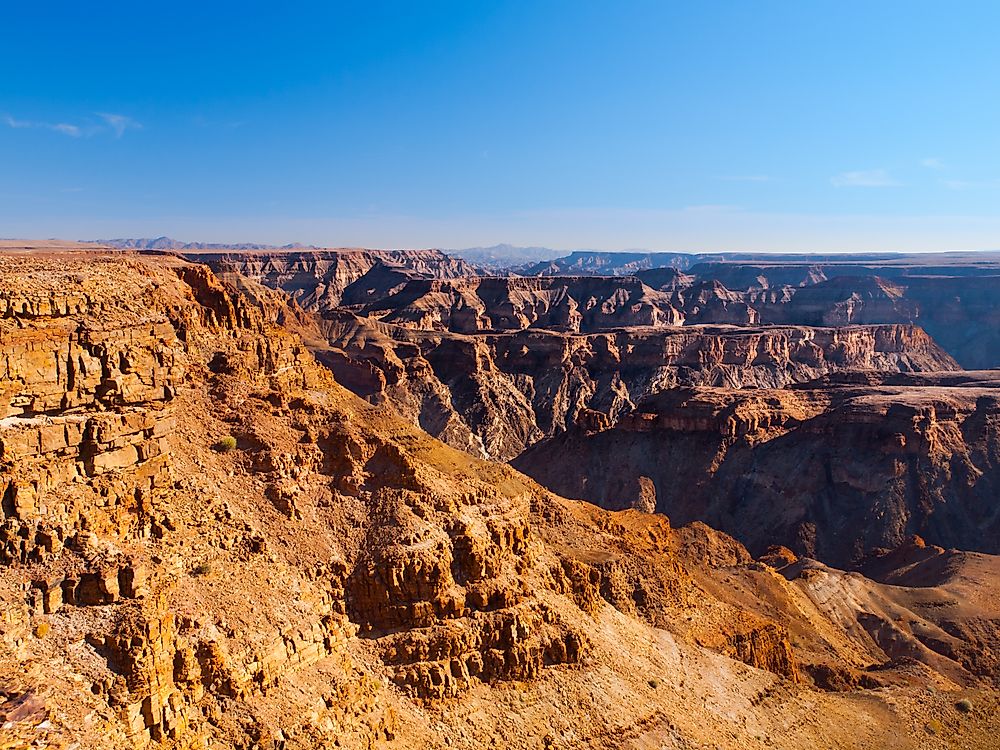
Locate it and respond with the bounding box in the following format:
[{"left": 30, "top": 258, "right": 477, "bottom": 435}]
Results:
[
  {"left": 97, "top": 112, "right": 142, "bottom": 138},
  {"left": 921, "top": 157, "right": 945, "bottom": 169},
  {"left": 3, "top": 112, "right": 141, "bottom": 138},
  {"left": 830, "top": 169, "right": 901, "bottom": 187},
  {"left": 3, "top": 114, "right": 81, "bottom": 137},
  {"left": 51, "top": 123, "right": 82, "bottom": 137}
]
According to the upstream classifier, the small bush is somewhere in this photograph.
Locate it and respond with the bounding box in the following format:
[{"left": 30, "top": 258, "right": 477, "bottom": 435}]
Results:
[
  {"left": 192, "top": 562, "right": 214, "bottom": 577},
  {"left": 214, "top": 435, "right": 237, "bottom": 453},
  {"left": 647, "top": 678, "right": 659, "bottom": 689},
  {"left": 956, "top": 698, "right": 973, "bottom": 714}
]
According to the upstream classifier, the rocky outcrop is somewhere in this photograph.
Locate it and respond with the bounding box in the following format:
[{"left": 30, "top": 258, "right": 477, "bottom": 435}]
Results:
[
  {"left": 514, "top": 371, "right": 1000, "bottom": 567},
  {"left": 354, "top": 276, "right": 684, "bottom": 332},
  {"left": 316, "top": 313, "right": 957, "bottom": 459},
  {"left": 0, "top": 255, "right": 596, "bottom": 746},
  {"left": 522, "top": 250, "right": 700, "bottom": 276},
  {"left": 461, "top": 251, "right": 1000, "bottom": 367},
  {"left": 3, "top": 252, "right": 1000, "bottom": 750},
  {"left": 0, "top": 257, "right": 183, "bottom": 566},
  {"left": 184, "top": 248, "right": 475, "bottom": 312}
]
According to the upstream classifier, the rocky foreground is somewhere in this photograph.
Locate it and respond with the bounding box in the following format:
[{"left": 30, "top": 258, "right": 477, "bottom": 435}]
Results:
[{"left": 0, "top": 251, "right": 998, "bottom": 750}]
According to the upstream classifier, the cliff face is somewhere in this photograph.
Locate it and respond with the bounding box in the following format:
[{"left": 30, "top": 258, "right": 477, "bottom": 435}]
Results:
[
  {"left": 664, "top": 266, "right": 1000, "bottom": 368},
  {"left": 886, "top": 276, "right": 1000, "bottom": 369},
  {"left": 522, "top": 250, "right": 698, "bottom": 275},
  {"left": 355, "top": 276, "right": 684, "bottom": 333},
  {"left": 755, "top": 274, "right": 1000, "bottom": 368},
  {"left": 0, "top": 254, "right": 590, "bottom": 748},
  {"left": 171, "top": 252, "right": 995, "bottom": 468},
  {"left": 4, "top": 253, "right": 999, "bottom": 749},
  {"left": 184, "top": 248, "right": 476, "bottom": 312},
  {"left": 514, "top": 372, "right": 1000, "bottom": 567},
  {"left": 479, "top": 253, "right": 1000, "bottom": 367},
  {"left": 315, "top": 313, "right": 957, "bottom": 460},
  {"left": 655, "top": 260, "right": 1000, "bottom": 369}
]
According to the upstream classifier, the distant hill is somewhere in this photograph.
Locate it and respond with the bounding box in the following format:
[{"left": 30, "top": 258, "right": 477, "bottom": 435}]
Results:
[
  {"left": 89, "top": 236, "right": 316, "bottom": 251},
  {"left": 521, "top": 250, "right": 707, "bottom": 275},
  {"left": 447, "top": 243, "right": 565, "bottom": 269}
]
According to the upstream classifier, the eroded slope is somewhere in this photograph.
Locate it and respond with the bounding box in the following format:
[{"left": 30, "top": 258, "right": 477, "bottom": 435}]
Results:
[{"left": 0, "top": 253, "right": 996, "bottom": 750}]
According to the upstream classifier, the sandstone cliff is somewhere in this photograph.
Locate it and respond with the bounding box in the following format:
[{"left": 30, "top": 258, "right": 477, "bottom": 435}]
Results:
[
  {"left": 184, "top": 248, "right": 476, "bottom": 312},
  {"left": 514, "top": 371, "right": 1000, "bottom": 567},
  {"left": 3, "top": 253, "right": 997, "bottom": 749},
  {"left": 314, "top": 313, "right": 957, "bottom": 460},
  {"left": 353, "top": 276, "right": 684, "bottom": 332}
]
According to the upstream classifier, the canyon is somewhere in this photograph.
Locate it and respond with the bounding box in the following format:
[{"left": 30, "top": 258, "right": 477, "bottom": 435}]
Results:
[
  {"left": 312, "top": 313, "right": 955, "bottom": 460},
  {"left": 179, "top": 247, "right": 1000, "bottom": 564},
  {"left": 513, "top": 371, "right": 1000, "bottom": 566},
  {"left": 0, "top": 246, "right": 998, "bottom": 750},
  {"left": 10, "top": 4, "right": 1000, "bottom": 749}
]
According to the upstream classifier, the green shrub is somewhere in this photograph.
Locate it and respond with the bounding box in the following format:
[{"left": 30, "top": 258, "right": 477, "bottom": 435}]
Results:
[
  {"left": 214, "top": 435, "right": 237, "bottom": 452},
  {"left": 192, "top": 562, "right": 214, "bottom": 577},
  {"left": 956, "top": 698, "right": 973, "bottom": 714}
]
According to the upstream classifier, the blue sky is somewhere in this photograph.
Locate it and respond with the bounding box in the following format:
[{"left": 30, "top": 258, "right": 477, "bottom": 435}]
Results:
[{"left": 3, "top": 1, "right": 1000, "bottom": 251}]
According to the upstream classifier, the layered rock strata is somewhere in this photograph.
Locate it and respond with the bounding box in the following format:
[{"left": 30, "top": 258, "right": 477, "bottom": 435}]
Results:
[
  {"left": 2, "top": 253, "right": 998, "bottom": 750},
  {"left": 184, "top": 248, "right": 475, "bottom": 312},
  {"left": 315, "top": 313, "right": 957, "bottom": 460},
  {"left": 514, "top": 371, "right": 1000, "bottom": 566}
]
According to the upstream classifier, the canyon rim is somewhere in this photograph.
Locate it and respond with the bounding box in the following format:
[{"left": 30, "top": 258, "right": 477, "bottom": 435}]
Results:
[{"left": 4, "top": 3, "right": 1000, "bottom": 748}]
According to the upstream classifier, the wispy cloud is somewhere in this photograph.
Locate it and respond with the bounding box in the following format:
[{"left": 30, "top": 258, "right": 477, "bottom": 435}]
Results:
[
  {"left": 831, "top": 169, "right": 901, "bottom": 188},
  {"left": 97, "top": 112, "right": 142, "bottom": 138},
  {"left": 717, "top": 174, "right": 771, "bottom": 182},
  {"left": 3, "top": 114, "right": 81, "bottom": 137},
  {"left": 921, "top": 157, "right": 945, "bottom": 169},
  {"left": 3, "top": 112, "right": 141, "bottom": 138},
  {"left": 51, "top": 123, "right": 82, "bottom": 136}
]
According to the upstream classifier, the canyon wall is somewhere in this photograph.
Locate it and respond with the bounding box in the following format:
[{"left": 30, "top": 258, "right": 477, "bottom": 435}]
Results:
[
  {"left": 315, "top": 313, "right": 957, "bottom": 460},
  {"left": 183, "top": 248, "right": 475, "bottom": 312},
  {"left": 3, "top": 253, "right": 998, "bottom": 749},
  {"left": 514, "top": 372, "right": 1000, "bottom": 567},
  {"left": 189, "top": 249, "right": 1000, "bottom": 368},
  {"left": 355, "top": 276, "right": 684, "bottom": 332}
]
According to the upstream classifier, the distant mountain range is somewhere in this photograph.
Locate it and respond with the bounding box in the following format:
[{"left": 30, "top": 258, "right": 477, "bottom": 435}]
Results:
[
  {"left": 89, "top": 236, "right": 317, "bottom": 251},
  {"left": 446, "top": 244, "right": 939, "bottom": 273},
  {"left": 446, "top": 244, "right": 567, "bottom": 268},
  {"left": 86, "top": 238, "right": 998, "bottom": 277}
]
